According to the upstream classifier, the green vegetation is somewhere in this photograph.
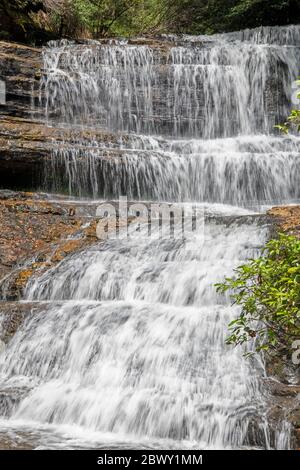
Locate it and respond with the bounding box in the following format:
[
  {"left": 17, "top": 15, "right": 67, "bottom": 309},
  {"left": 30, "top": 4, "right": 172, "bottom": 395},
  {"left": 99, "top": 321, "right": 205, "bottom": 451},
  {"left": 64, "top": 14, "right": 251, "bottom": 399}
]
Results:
[
  {"left": 216, "top": 235, "right": 300, "bottom": 360},
  {"left": 1, "top": 1, "right": 300, "bottom": 43},
  {"left": 165, "top": 0, "right": 300, "bottom": 35},
  {"left": 0, "top": 1, "right": 47, "bottom": 42},
  {"left": 275, "top": 79, "right": 300, "bottom": 134},
  {"left": 276, "top": 108, "right": 300, "bottom": 134}
]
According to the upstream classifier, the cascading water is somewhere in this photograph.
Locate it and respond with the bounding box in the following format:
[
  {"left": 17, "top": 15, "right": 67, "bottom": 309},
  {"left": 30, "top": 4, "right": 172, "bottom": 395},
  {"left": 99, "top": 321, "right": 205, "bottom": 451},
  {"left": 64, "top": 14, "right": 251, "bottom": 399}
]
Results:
[
  {"left": 50, "top": 134, "right": 300, "bottom": 202},
  {"left": 42, "top": 27, "right": 299, "bottom": 137},
  {"left": 1, "top": 220, "right": 272, "bottom": 449},
  {"left": 41, "top": 26, "right": 300, "bottom": 202},
  {"left": 0, "top": 25, "right": 299, "bottom": 449}
]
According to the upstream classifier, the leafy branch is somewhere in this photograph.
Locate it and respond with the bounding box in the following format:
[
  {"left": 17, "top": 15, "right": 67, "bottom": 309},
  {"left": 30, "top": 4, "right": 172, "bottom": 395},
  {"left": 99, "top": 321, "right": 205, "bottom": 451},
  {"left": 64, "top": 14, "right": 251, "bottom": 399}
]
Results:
[
  {"left": 216, "top": 234, "right": 300, "bottom": 359},
  {"left": 275, "top": 79, "right": 300, "bottom": 134}
]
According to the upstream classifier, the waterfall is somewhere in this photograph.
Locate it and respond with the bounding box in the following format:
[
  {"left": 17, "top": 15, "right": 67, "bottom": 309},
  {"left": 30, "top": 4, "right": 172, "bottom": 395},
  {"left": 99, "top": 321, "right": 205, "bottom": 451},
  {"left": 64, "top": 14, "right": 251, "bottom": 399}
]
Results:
[
  {"left": 41, "top": 25, "right": 300, "bottom": 202},
  {"left": 50, "top": 134, "right": 300, "bottom": 202},
  {"left": 42, "top": 27, "right": 300, "bottom": 137},
  {"left": 1, "top": 219, "right": 272, "bottom": 449},
  {"left": 0, "top": 25, "right": 299, "bottom": 449}
]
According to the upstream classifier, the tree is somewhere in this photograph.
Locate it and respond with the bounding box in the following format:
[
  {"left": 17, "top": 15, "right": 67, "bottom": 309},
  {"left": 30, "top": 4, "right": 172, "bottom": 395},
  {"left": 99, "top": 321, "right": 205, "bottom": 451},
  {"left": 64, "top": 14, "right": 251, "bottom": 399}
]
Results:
[
  {"left": 1, "top": 0, "right": 300, "bottom": 43},
  {"left": 226, "top": 0, "right": 300, "bottom": 31},
  {"left": 72, "top": 0, "right": 137, "bottom": 37},
  {"left": 0, "top": 0, "right": 45, "bottom": 41},
  {"left": 160, "top": 0, "right": 300, "bottom": 35}
]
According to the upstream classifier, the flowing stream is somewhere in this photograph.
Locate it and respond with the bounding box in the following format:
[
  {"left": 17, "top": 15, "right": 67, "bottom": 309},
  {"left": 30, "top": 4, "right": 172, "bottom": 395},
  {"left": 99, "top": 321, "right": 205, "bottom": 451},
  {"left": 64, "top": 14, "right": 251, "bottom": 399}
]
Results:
[{"left": 0, "top": 25, "right": 299, "bottom": 449}]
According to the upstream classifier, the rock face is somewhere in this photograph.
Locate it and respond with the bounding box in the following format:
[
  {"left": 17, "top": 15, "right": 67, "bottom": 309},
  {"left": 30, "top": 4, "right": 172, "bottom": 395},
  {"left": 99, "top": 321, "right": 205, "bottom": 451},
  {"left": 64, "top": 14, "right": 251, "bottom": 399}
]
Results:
[
  {"left": 0, "top": 114, "right": 130, "bottom": 191},
  {"left": 0, "top": 41, "right": 41, "bottom": 119},
  {"left": 0, "top": 190, "right": 101, "bottom": 299},
  {"left": 0, "top": 301, "right": 46, "bottom": 344},
  {"left": 265, "top": 361, "right": 300, "bottom": 449},
  {"left": 0, "top": 117, "right": 50, "bottom": 190},
  {"left": 0, "top": 189, "right": 137, "bottom": 300},
  {"left": 268, "top": 206, "right": 300, "bottom": 238},
  {"left": 0, "top": 41, "right": 44, "bottom": 189}
]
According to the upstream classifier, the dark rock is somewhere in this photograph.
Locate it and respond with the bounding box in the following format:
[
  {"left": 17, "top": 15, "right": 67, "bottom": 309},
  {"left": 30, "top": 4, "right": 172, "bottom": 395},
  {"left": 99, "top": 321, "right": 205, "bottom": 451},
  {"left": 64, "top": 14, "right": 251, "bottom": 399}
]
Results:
[
  {"left": 0, "top": 301, "right": 37, "bottom": 343},
  {"left": 0, "top": 41, "right": 41, "bottom": 119}
]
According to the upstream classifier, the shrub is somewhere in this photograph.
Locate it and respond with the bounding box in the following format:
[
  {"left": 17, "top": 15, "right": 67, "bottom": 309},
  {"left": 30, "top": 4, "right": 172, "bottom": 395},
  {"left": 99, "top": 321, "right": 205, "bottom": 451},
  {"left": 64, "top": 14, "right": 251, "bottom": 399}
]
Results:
[{"left": 216, "top": 234, "right": 300, "bottom": 359}]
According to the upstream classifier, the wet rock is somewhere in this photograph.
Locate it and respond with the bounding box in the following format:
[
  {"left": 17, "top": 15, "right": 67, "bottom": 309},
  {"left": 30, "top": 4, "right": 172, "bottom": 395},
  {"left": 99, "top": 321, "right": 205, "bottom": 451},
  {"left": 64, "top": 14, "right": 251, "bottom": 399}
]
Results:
[
  {"left": 267, "top": 380, "right": 300, "bottom": 398},
  {"left": 0, "top": 190, "right": 137, "bottom": 300},
  {"left": 0, "top": 41, "right": 41, "bottom": 119},
  {"left": 0, "top": 430, "right": 38, "bottom": 450},
  {"left": 264, "top": 375, "right": 300, "bottom": 446},
  {"left": 0, "top": 41, "right": 122, "bottom": 191},
  {"left": 0, "top": 301, "right": 44, "bottom": 343},
  {"left": 0, "top": 386, "right": 31, "bottom": 418},
  {"left": 0, "top": 191, "right": 102, "bottom": 299},
  {"left": 0, "top": 116, "right": 127, "bottom": 191}
]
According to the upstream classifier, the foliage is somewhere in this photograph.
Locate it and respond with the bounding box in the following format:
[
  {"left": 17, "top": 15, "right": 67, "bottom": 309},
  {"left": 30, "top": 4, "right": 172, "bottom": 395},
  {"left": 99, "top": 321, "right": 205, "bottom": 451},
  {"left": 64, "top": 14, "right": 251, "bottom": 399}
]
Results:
[
  {"left": 225, "top": 0, "right": 299, "bottom": 31},
  {"left": 164, "top": 0, "right": 300, "bottom": 35},
  {"left": 276, "top": 109, "right": 300, "bottom": 134},
  {"left": 0, "top": 1, "right": 46, "bottom": 42},
  {"left": 43, "top": 0, "right": 133, "bottom": 37},
  {"left": 275, "top": 80, "right": 300, "bottom": 134},
  {"left": 216, "top": 234, "right": 300, "bottom": 359},
  {"left": 1, "top": 1, "right": 300, "bottom": 43}
]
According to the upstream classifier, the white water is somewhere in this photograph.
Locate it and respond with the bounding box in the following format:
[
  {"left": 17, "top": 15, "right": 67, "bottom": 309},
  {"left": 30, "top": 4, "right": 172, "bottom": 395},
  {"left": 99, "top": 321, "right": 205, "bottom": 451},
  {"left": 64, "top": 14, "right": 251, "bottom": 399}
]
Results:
[
  {"left": 41, "top": 25, "right": 300, "bottom": 202},
  {"left": 42, "top": 26, "right": 300, "bottom": 137},
  {"left": 50, "top": 134, "right": 300, "bottom": 202},
  {"left": 0, "top": 25, "right": 299, "bottom": 449},
  {"left": 1, "top": 220, "right": 272, "bottom": 449}
]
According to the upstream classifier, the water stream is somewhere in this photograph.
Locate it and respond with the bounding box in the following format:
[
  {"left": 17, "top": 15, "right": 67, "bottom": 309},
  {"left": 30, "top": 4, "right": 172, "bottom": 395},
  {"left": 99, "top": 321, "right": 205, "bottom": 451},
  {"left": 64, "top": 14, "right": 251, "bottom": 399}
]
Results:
[{"left": 0, "top": 24, "right": 299, "bottom": 449}]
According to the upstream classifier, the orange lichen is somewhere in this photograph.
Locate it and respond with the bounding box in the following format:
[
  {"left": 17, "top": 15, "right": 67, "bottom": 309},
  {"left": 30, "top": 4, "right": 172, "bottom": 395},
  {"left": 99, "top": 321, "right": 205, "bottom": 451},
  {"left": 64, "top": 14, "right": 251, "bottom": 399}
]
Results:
[{"left": 268, "top": 206, "right": 300, "bottom": 238}]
